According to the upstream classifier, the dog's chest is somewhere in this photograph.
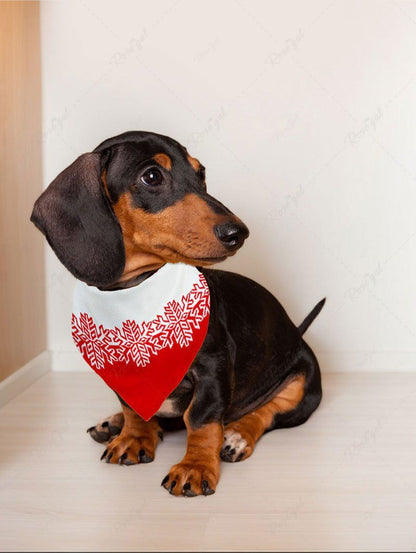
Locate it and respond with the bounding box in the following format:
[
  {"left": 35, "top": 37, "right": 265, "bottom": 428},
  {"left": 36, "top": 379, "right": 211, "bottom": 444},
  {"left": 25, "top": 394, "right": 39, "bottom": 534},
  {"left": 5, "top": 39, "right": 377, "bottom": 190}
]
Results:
[
  {"left": 155, "top": 375, "right": 193, "bottom": 417},
  {"left": 156, "top": 397, "right": 185, "bottom": 417}
]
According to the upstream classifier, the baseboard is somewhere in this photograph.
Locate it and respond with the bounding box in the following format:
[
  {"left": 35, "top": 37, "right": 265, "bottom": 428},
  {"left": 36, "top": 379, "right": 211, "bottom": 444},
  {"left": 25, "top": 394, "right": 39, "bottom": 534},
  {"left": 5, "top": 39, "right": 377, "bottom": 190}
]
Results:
[
  {"left": 317, "top": 351, "right": 416, "bottom": 372},
  {"left": 0, "top": 351, "right": 51, "bottom": 408},
  {"left": 51, "top": 350, "right": 416, "bottom": 372}
]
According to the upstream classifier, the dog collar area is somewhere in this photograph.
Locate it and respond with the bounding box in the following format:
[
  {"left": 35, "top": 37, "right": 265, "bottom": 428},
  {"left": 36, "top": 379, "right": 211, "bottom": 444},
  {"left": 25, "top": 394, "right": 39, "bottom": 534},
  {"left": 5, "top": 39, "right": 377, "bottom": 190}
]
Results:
[{"left": 98, "top": 266, "right": 163, "bottom": 291}]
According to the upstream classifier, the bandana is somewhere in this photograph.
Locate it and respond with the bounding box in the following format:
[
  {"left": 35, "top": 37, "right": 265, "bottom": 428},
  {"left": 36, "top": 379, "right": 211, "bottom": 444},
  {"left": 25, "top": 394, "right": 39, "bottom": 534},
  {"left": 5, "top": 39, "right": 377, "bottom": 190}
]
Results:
[{"left": 72, "top": 263, "right": 210, "bottom": 420}]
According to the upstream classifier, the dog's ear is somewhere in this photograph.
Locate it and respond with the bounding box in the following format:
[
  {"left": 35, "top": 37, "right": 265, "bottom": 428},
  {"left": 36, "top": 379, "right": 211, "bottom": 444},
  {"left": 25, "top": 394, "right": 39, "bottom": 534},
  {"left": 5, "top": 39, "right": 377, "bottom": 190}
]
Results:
[{"left": 31, "top": 152, "right": 125, "bottom": 287}]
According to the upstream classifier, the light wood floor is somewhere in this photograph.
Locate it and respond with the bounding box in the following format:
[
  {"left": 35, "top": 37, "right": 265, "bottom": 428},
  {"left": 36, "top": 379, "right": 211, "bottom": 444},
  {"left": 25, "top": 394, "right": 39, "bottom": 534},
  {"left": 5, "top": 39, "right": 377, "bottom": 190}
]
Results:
[{"left": 0, "top": 371, "right": 415, "bottom": 552}]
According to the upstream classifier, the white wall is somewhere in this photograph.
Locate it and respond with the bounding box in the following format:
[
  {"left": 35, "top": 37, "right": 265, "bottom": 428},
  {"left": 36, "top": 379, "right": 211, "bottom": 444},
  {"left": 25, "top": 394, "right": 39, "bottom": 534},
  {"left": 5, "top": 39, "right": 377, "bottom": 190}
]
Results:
[{"left": 41, "top": 0, "right": 416, "bottom": 371}]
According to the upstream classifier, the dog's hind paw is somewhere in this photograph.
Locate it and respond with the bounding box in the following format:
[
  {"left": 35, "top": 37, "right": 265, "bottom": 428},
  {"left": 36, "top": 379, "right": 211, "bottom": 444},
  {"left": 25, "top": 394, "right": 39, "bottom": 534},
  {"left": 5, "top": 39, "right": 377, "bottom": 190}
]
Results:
[
  {"left": 220, "top": 429, "right": 253, "bottom": 463},
  {"left": 87, "top": 412, "right": 124, "bottom": 443}
]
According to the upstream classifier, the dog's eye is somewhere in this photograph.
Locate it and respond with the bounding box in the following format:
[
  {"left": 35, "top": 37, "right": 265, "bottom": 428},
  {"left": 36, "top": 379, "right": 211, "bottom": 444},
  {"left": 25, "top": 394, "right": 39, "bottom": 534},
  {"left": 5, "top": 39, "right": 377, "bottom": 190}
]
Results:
[{"left": 140, "top": 168, "right": 163, "bottom": 186}]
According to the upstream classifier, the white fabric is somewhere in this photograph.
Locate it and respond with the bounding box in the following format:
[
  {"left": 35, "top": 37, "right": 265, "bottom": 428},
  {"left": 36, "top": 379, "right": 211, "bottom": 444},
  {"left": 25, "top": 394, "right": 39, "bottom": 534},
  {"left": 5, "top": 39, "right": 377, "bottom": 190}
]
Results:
[{"left": 73, "top": 263, "right": 203, "bottom": 328}]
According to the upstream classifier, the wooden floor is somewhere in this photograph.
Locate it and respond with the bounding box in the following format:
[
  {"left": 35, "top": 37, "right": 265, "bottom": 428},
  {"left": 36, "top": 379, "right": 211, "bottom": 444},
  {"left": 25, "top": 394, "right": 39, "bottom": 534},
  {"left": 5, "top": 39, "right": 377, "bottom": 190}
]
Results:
[{"left": 0, "top": 371, "right": 415, "bottom": 552}]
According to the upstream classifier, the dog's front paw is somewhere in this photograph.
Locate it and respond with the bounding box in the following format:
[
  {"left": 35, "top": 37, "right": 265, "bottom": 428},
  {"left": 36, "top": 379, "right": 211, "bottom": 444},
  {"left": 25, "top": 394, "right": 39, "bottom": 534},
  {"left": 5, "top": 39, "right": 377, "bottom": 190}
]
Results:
[
  {"left": 161, "top": 460, "right": 219, "bottom": 497},
  {"left": 100, "top": 430, "right": 162, "bottom": 465}
]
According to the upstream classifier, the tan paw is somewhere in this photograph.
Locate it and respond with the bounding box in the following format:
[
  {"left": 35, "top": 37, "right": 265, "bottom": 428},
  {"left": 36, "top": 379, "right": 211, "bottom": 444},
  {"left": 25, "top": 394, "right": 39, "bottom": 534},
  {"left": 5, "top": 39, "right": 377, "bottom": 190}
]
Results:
[
  {"left": 100, "top": 430, "right": 162, "bottom": 465},
  {"left": 161, "top": 460, "right": 219, "bottom": 497}
]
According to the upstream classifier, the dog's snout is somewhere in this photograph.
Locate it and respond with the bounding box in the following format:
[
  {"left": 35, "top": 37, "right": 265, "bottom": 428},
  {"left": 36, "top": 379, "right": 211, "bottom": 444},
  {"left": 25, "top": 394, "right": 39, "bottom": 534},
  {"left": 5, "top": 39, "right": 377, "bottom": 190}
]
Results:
[{"left": 214, "top": 222, "right": 249, "bottom": 249}]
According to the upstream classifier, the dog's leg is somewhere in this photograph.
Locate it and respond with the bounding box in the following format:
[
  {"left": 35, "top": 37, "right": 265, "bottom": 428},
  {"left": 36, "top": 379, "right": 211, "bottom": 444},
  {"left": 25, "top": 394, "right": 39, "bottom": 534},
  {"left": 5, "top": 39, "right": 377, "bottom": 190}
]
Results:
[
  {"left": 100, "top": 404, "right": 162, "bottom": 465},
  {"left": 161, "top": 418, "right": 223, "bottom": 496},
  {"left": 87, "top": 412, "right": 124, "bottom": 443},
  {"left": 221, "top": 373, "right": 306, "bottom": 463},
  {"left": 161, "top": 367, "right": 230, "bottom": 497}
]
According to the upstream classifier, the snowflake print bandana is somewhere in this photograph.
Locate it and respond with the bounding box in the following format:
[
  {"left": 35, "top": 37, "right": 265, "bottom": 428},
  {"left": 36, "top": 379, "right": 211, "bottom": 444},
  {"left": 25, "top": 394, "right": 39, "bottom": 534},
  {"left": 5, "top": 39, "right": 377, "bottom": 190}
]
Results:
[{"left": 72, "top": 263, "right": 210, "bottom": 421}]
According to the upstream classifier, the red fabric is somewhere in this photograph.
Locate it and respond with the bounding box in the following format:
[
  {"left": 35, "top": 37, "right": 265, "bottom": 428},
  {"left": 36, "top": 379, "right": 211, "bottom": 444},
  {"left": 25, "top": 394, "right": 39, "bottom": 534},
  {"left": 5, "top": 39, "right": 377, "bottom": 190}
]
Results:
[{"left": 72, "top": 275, "right": 210, "bottom": 420}]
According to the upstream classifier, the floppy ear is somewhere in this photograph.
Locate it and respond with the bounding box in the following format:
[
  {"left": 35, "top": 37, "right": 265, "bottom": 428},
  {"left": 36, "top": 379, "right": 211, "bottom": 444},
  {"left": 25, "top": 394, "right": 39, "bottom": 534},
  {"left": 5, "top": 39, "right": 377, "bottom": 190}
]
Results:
[{"left": 31, "top": 153, "right": 125, "bottom": 287}]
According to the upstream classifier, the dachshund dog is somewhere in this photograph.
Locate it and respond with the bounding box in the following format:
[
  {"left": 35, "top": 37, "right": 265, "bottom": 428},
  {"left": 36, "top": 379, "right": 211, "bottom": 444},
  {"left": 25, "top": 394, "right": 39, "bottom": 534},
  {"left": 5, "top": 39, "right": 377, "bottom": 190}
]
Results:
[{"left": 31, "top": 131, "right": 324, "bottom": 497}]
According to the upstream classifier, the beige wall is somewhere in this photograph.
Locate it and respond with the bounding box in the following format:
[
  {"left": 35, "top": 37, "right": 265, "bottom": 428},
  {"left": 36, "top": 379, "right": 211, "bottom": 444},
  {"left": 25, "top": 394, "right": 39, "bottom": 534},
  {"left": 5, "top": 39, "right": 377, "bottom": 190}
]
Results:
[{"left": 0, "top": 2, "right": 46, "bottom": 381}]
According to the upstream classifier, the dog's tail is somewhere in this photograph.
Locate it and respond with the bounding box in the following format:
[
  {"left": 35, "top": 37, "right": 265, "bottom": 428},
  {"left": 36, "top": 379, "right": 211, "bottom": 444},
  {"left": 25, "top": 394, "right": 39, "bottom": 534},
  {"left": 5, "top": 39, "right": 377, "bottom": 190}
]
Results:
[{"left": 298, "top": 298, "right": 326, "bottom": 336}]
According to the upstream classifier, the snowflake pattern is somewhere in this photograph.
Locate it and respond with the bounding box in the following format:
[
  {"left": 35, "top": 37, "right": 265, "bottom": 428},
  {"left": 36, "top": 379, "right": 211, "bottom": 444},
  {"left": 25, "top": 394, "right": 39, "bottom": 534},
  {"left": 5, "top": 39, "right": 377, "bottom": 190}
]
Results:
[{"left": 72, "top": 274, "right": 210, "bottom": 370}]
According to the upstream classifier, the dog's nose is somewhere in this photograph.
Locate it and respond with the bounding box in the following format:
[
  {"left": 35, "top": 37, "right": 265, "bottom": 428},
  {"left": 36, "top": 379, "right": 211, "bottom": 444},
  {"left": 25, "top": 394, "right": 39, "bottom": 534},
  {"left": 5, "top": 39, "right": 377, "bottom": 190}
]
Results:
[{"left": 214, "top": 222, "right": 249, "bottom": 249}]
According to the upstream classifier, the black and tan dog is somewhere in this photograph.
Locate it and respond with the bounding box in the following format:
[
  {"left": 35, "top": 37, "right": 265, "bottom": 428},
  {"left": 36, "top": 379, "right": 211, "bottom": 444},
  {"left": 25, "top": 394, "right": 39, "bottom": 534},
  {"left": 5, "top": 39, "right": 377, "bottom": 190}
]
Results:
[{"left": 31, "top": 131, "right": 324, "bottom": 497}]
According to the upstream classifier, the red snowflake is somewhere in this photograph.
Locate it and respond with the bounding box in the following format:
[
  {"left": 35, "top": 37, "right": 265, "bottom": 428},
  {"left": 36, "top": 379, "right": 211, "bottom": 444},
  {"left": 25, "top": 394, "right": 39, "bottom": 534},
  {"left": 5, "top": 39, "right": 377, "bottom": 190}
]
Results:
[
  {"left": 116, "top": 319, "right": 161, "bottom": 367},
  {"left": 72, "top": 313, "right": 108, "bottom": 370}
]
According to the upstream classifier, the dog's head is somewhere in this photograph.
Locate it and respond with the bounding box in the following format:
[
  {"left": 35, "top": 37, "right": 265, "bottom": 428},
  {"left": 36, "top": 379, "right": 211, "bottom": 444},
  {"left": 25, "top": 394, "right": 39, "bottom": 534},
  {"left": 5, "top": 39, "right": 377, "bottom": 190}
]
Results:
[{"left": 31, "top": 131, "right": 249, "bottom": 287}]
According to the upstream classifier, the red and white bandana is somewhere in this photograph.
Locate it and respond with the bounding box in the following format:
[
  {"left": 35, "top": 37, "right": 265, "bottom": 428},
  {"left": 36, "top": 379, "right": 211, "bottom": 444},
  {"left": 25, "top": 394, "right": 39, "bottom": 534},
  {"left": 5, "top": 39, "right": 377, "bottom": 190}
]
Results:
[{"left": 72, "top": 263, "right": 210, "bottom": 421}]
